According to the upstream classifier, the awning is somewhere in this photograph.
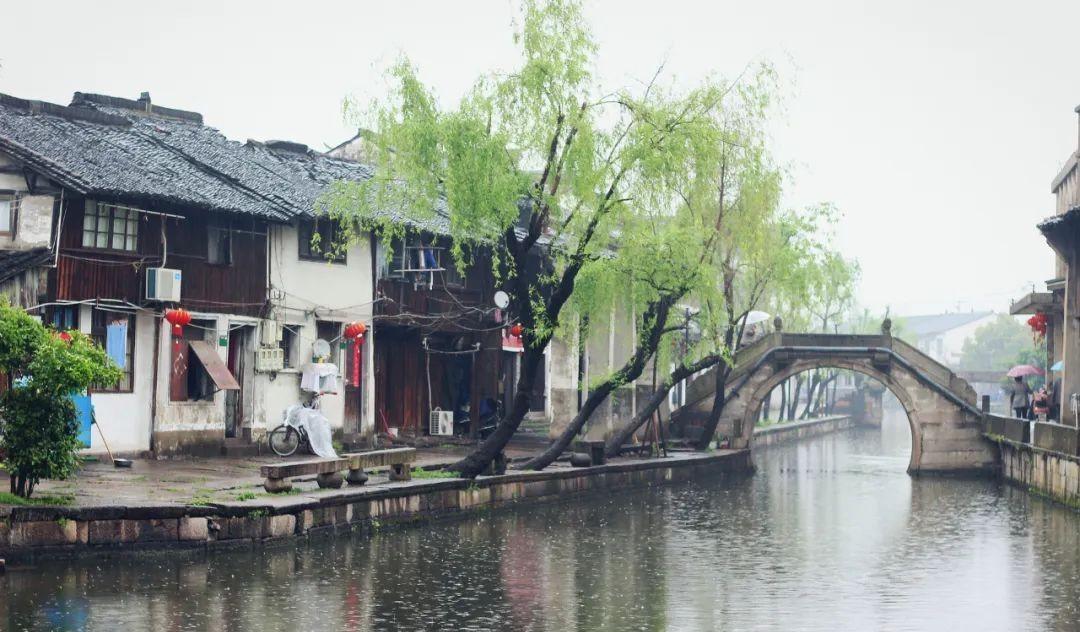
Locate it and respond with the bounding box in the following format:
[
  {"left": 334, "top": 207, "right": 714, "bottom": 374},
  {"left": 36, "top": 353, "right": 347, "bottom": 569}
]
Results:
[{"left": 189, "top": 340, "right": 240, "bottom": 391}]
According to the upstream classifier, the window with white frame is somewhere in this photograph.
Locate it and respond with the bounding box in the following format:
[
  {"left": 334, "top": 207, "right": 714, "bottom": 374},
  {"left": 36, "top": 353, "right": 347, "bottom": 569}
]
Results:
[
  {"left": 0, "top": 193, "right": 14, "bottom": 235},
  {"left": 82, "top": 200, "right": 138, "bottom": 251}
]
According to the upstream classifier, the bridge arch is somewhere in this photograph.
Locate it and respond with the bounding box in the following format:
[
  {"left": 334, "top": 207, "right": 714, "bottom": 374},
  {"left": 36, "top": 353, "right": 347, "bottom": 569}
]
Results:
[
  {"left": 674, "top": 333, "right": 997, "bottom": 475},
  {"left": 732, "top": 358, "right": 923, "bottom": 472}
]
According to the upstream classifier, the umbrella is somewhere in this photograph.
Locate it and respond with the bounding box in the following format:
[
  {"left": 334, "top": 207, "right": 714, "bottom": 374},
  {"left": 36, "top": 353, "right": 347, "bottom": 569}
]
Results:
[
  {"left": 744, "top": 311, "right": 771, "bottom": 325},
  {"left": 1051, "top": 361, "right": 1064, "bottom": 372},
  {"left": 1007, "top": 364, "right": 1045, "bottom": 378}
]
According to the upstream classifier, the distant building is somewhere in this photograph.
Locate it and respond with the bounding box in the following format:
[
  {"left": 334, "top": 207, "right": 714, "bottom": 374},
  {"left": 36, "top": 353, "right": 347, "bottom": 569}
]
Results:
[{"left": 899, "top": 311, "right": 997, "bottom": 367}]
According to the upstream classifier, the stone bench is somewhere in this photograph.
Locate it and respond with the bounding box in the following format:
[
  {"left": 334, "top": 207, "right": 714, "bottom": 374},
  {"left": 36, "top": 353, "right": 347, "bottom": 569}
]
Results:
[
  {"left": 574, "top": 440, "right": 607, "bottom": 466},
  {"left": 344, "top": 448, "right": 417, "bottom": 485},
  {"left": 261, "top": 458, "right": 348, "bottom": 493},
  {"left": 260, "top": 448, "right": 418, "bottom": 492}
]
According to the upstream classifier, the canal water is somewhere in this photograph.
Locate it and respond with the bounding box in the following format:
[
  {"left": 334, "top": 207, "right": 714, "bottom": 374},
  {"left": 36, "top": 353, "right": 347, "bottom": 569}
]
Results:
[{"left": 4, "top": 405, "right": 1080, "bottom": 631}]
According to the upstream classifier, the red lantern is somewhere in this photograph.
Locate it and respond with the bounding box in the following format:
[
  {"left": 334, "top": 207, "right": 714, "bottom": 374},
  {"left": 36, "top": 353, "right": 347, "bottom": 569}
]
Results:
[
  {"left": 1027, "top": 312, "right": 1048, "bottom": 344},
  {"left": 165, "top": 308, "right": 192, "bottom": 339},
  {"left": 510, "top": 323, "right": 524, "bottom": 338},
  {"left": 343, "top": 322, "right": 367, "bottom": 388},
  {"left": 344, "top": 321, "right": 367, "bottom": 341},
  {"left": 58, "top": 331, "right": 72, "bottom": 343}
]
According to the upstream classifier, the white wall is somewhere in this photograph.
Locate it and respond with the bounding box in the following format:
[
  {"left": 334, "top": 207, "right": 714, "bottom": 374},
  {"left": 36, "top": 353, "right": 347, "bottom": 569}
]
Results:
[
  {"left": 264, "top": 223, "right": 375, "bottom": 438},
  {"left": 83, "top": 310, "right": 155, "bottom": 454}
]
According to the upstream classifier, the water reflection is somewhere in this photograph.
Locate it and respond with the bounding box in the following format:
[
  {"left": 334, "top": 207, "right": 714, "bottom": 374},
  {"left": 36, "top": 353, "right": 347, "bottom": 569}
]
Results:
[{"left": 4, "top": 408, "right": 1080, "bottom": 631}]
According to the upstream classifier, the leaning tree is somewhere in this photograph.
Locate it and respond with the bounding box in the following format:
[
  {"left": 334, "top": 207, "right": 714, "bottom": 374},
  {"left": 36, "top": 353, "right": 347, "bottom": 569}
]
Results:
[{"left": 322, "top": 0, "right": 770, "bottom": 477}]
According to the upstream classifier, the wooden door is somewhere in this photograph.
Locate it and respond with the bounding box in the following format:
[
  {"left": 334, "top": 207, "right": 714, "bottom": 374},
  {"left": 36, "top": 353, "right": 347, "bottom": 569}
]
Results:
[{"left": 225, "top": 329, "right": 245, "bottom": 438}]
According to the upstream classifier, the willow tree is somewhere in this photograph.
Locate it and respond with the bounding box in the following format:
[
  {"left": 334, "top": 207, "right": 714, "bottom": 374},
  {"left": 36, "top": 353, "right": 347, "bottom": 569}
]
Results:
[
  {"left": 323, "top": 0, "right": 741, "bottom": 477},
  {"left": 523, "top": 64, "right": 792, "bottom": 468}
]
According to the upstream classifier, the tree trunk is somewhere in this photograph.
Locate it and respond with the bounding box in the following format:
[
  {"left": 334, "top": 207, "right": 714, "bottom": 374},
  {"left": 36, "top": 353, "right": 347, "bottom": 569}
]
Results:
[
  {"left": 787, "top": 376, "right": 803, "bottom": 421},
  {"left": 604, "top": 354, "right": 723, "bottom": 457},
  {"left": 523, "top": 296, "right": 675, "bottom": 470},
  {"left": 778, "top": 380, "right": 787, "bottom": 423},
  {"left": 761, "top": 386, "right": 772, "bottom": 423},
  {"left": 800, "top": 372, "right": 819, "bottom": 420},
  {"left": 693, "top": 363, "right": 732, "bottom": 450},
  {"left": 449, "top": 341, "right": 546, "bottom": 478}
]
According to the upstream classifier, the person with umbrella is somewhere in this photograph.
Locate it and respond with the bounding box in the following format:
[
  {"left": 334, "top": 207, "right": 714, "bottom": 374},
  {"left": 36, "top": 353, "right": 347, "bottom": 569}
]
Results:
[{"left": 1006, "top": 364, "right": 1043, "bottom": 420}]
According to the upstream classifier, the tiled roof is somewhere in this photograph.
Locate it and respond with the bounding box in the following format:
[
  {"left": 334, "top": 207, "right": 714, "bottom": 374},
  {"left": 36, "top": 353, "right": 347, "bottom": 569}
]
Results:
[
  {"left": 900, "top": 311, "right": 995, "bottom": 338},
  {"left": 0, "top": 247, "right": 52, "bottom": 285},
  {"left": 0, "top": 92, "right": 452, "bottom": 232}
]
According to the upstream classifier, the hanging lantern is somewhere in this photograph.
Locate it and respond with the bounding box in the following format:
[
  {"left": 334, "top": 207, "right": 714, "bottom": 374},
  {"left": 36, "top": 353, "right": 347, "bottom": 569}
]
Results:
[
  {"left": 510, "top": 323, "right": 524, "bottom": 338},
  {"left": 344, "top": 321, "right": 367, "bottom": 341},
  {"left": 343, "top": 322, "right": 367, "bottom": 388},
  {"left": 1027, "top": 311, "right": 1048, "bottom": 344},
  {"left": 165, "top": 308, "right": 192, "bottom": 337}
]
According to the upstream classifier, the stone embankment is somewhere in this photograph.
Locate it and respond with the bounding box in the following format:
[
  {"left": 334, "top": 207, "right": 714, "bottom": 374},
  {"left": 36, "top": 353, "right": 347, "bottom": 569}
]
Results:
[
  {"left": 0, "top": 450, "right": 752, "bottom": 561},
  {"left": 753, "top": 415, "right": 856, "bottom": 447}
]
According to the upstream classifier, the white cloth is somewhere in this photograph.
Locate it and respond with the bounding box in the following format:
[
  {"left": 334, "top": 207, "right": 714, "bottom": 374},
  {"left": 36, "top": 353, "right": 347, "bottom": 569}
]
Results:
[
  {"left": 282, "top": 404, "right": 338, "bottom": 458},
  {"left": 300, "top": 363, "right": 339, "bottom": 393}
]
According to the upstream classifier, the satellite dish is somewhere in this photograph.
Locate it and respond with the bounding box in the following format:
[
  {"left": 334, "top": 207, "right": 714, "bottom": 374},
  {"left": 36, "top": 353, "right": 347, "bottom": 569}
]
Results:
[
  {"left": 493, "top": 291, "right": 510, "bottom": 309},
  {"left": 312, "top": 338, "right": 332, "bottom": 360}
]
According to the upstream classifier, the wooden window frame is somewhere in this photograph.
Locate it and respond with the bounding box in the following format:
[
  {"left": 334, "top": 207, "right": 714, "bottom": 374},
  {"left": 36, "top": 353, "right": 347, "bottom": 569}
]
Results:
[
  {"left": 89, "top": 309, "right": 136, "bottom": 394},
  {"left": 81, "top": 200, "right": 139, "bottom": 252},
  {"left": 0, "top": 191, "right": 16, "bottom": 237},
  {"left": 298, "top": 218, "right": 346, "bottom": 264},
  {"left": 207, "top": 224, "right": 233, "bottom": 266}
]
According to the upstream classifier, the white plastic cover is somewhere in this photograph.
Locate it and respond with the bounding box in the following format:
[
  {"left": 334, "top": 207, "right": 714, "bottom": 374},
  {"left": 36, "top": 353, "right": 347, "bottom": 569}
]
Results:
[{"left": 282, "top": 404, "right": 338, "bottom": 459}]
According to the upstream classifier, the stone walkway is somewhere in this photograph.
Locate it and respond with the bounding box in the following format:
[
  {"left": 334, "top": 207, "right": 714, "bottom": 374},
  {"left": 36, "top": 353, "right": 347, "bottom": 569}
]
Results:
[{"left": 1, "top": 445, "right": 538, "bottom": 508}]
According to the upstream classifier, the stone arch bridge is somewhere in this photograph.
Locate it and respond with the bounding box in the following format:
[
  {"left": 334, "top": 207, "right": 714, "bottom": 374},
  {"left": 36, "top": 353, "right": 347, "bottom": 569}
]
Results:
[{"left": 671, "top": 333, "right": 997, "bottom": 474}]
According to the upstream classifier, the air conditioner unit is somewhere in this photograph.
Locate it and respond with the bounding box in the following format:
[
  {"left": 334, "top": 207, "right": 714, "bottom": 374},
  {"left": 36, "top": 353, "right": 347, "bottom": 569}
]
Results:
[
  {"left": 260, "top": 320, "right": 283, "bottom": 346},
  {"left": 255, "top": 347, "right": 284, "bottom": 373},
  {"left": 146, "top": 268, "right": 182, "bottom": 302},
  {"left": 429, "top": 408, "right": 454, "bottom": 436}
]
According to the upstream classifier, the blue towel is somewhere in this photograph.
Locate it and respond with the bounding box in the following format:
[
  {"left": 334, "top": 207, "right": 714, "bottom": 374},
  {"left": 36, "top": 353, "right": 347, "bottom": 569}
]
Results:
[{"left": 106, "top": 321, "right": 127, "bottom": 370}]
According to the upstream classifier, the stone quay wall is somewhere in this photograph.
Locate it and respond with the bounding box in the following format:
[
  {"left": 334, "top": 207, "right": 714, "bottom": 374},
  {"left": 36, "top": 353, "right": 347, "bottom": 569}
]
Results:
[
  {"left": 753, "top": 415, "right": 856, "bottom": 448},
  {"left": 0, "top": 451, "right": 753, "bottom": 561},
  {"left": 994, "top": 436, "right": 1080, "bottom": 509}
]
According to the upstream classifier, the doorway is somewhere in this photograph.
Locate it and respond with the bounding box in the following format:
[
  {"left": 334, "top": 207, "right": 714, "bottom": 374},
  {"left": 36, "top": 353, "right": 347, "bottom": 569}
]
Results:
[{"left": 224, "top": 327, "right": 249, "bottom": 439}]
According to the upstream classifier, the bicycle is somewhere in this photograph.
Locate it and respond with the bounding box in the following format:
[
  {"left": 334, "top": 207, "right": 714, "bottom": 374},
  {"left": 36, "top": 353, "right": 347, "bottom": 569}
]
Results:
[{"left": 267, "top": 393, "right": 321, "bottom": 457}]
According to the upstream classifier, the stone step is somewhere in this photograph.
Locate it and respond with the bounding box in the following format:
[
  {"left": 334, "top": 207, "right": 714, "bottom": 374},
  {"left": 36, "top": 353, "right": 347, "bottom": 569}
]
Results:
[{"left": 222, "top": 438, "right": 261, "bottom": 457}]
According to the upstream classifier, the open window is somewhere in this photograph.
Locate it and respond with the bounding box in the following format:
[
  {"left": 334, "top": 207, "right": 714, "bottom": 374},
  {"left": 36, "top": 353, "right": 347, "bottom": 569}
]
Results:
[
  {"left": 90, "top": 308, "right": 135, "bottom": 393},
  {"left": 170, "top": 322, "right": 240, "bottom": 401},
  {"left": 280, "top": 325, "right": 300, "bottom": 369},
  {"left": 298, "top": 218, "right": 346, "bottom": 264},
  {"left": 208, "top": 225, "right": 233, "bottom": 265}
]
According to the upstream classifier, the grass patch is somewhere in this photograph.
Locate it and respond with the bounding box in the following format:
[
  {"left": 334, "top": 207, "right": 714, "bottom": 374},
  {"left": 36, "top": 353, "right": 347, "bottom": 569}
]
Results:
[
  {"left": 411, "top": 468, "right": 459, "bottom": 479},
  {"left": 235, "top": 491, "right": 258, "bottom": 502},
  {"left": 0, "top": 492, "right": 75, "bottom": 506},
  {"left": 248, "top": 509, "right": 269, "bottom": 518}
]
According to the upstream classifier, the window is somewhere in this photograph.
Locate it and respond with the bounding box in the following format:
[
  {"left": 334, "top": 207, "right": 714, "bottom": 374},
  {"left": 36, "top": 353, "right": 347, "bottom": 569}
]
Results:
[
  {"left": 82, "top": 200, "right": 138, "bottom": 251},
  {"left": 298, "top": 218, "right": 346, "bottom": 263},
  {"left": 315, "top": 320, "right": 340, "bottom": 363},
  {"left": 280, "top": 325, "right": 299, "bottom": 369},
  {"left": 208, "top": 226, "right": 233, "bottom": 265},
  {"left": 444, "top": 261, "right": 466, "bottom": 288},
  {"left": 0, "top": 193, "right": 14, "bottom": 236},
  {"left": 170, "top": 320, "right": 214, "bottom": 402},
  {"left": 45, "top": 305, "right": 79, "bottom": 331},
  {"left": 89, "top": 309, "right": 135, "bottom": 393}
]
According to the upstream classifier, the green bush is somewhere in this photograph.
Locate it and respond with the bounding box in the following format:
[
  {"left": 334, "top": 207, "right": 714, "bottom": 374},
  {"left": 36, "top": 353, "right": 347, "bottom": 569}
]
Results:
[{"left": 0, "top": 301, "right": 121, "bottom": 498}]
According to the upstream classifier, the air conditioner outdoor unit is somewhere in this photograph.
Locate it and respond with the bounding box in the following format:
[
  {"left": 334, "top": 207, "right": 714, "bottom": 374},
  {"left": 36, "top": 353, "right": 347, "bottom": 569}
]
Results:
[
  {"left": 260, "top": 320, "right": 283, "bottom": 346},
  {"left": 146, "top": 268, "right": 182, "bottom": 302},
  {"left": 255, "top": 347, "right": 284, "bottom": 373},
  {"left": 429, "top": 408, "right": 454, "bottom": 436}
]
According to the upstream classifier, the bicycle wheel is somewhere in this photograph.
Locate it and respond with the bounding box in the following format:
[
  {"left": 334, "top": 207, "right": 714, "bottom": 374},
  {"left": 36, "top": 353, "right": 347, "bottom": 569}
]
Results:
[{"left": 268, "top": 424, "right": 300, "bottom": 457}]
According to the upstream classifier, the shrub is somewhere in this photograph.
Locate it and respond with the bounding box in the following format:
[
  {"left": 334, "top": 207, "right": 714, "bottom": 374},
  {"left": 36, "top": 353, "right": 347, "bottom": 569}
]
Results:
[{"left": 0, "top": 301, "right": 121, "bottom": 498}]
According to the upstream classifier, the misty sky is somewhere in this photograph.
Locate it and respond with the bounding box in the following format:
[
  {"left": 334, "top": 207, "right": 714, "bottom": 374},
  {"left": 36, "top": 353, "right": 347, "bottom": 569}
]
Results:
[{"left": 2, "top": 0, "right": 1077, "bottom": 316}]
